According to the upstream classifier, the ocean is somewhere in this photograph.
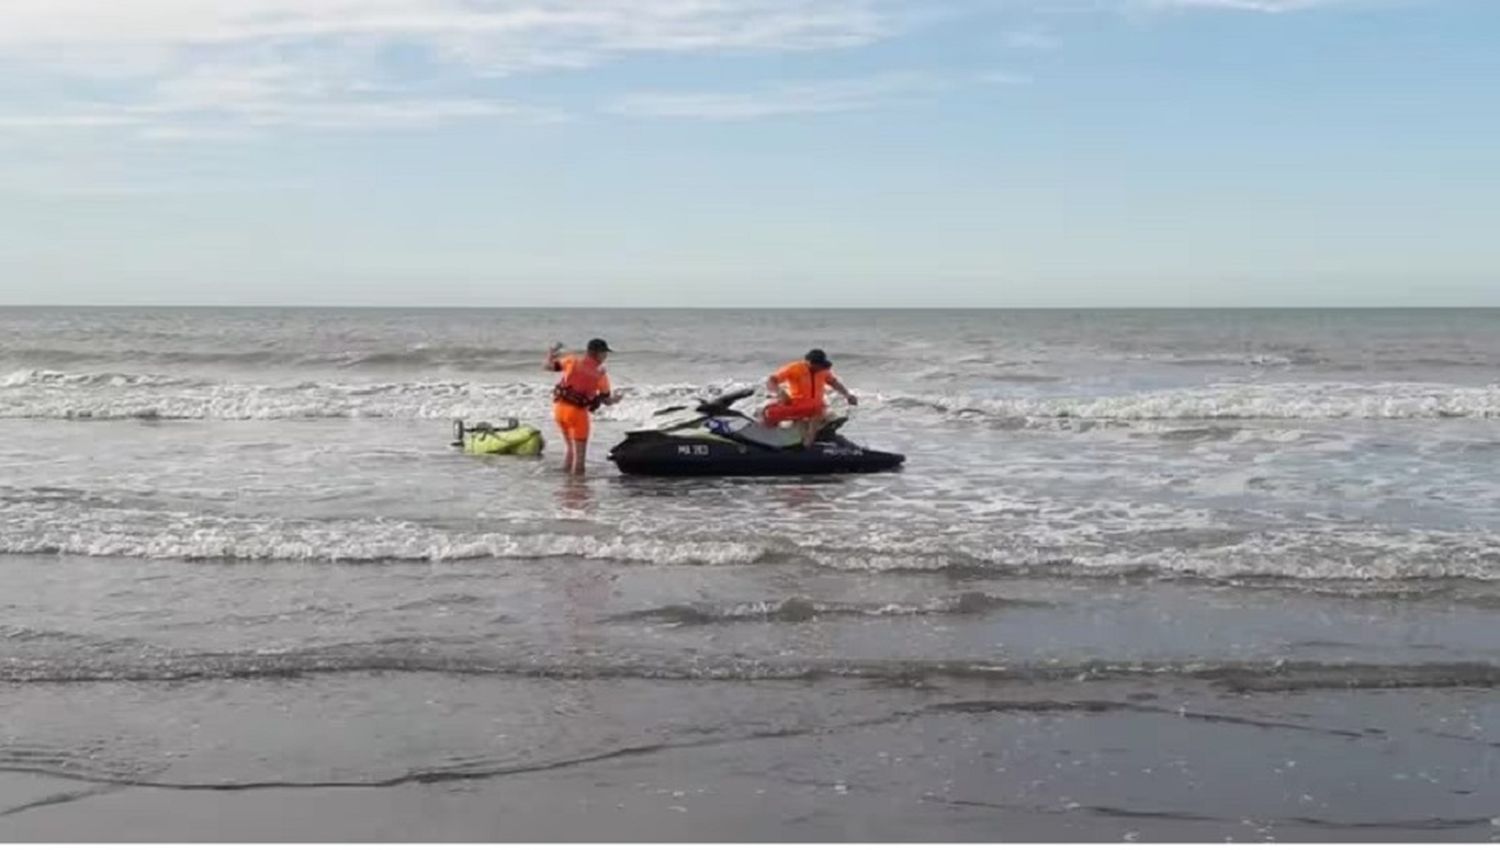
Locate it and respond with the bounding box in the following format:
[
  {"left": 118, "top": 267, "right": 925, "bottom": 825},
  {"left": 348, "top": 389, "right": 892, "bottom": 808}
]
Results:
[{"left": 2, "top": 306, "right": 1499, "bottom": 840}]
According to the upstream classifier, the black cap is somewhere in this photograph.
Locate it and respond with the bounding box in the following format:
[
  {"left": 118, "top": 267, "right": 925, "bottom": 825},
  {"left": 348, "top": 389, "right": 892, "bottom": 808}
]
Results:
[
  {"left": 805, "top": 348, "right": 832, "bottom": 368},
  {"left": 587, "top": 338, "right": 612, "bottom": 353}
]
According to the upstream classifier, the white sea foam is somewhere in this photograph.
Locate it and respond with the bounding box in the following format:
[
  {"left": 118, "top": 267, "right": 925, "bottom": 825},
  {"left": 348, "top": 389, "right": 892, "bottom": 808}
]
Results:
[
  {"left": 6, "top": 499, "right": 1498, "bottom": 583},
  {"left": 881, "top": 382, "right": 1500, "bottom": 423},
  {"left": 0, "top": 372, "right": 741, "bottom": 422},
  {"left": 1, "top": 505, "right": 766, "bottom": 565},
  {"left": 5, "top": 371, "right": 1500, "bottom": 423},
  {"left": 1, "top": 369, "right": 199, "bottom": 389}
]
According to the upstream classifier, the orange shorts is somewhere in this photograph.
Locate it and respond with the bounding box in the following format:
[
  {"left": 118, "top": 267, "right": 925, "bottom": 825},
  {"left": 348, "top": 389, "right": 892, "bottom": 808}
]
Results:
[
  {"left": 553, "top": 401, "right": 592, "bottom": 442},
  {"left": 763, "top": 397, "right": 826, "bottom": 425}
]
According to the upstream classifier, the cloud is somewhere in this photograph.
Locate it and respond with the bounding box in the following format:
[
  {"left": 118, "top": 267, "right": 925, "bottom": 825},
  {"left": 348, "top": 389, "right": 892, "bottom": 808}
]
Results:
[
  {"left": 1139, "top": 0, "right": 1352, "bottom": 10},
  {"left": 0, "top": 0, "right": 1367, "bottom": 58},
  {"left": 0, "top": 113, "right": 144, "bottom": 130},
  {"left": 977, "top": 70, "right": 1033, "bottom": 86},
  {"left": 1000, "top": 27, "right": 1060, "bottom": 50},
  {"left": 607, "top": 72, "right": 959, "bottom": 121},
  {"left": 0, "top": 0, "right": 898, "bottom": 60},
  {"left": 0, "top": 0, "right": 902, "bottom": 135},
  {"left": 0, "top": 0, "right": 1409, "bottom": 141}
]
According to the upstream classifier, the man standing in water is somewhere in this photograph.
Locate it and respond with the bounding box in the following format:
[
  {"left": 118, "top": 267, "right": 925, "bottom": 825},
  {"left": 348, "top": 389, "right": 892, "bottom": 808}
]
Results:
[
  {"left": 763, "top": 348, "right": 858, "bottom": 448},
  {"left": 544, "top": 338, "right": 619, "bottom": 475}
]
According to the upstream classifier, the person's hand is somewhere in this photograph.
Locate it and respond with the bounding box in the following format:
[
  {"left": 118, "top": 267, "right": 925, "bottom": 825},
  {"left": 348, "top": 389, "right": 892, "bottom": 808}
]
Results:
[
  {"left": 603, "top": 392, "right": 621, "bottom": 406},
  {"left": 847, "top": 394, "right": 859, "bottom": 407},
  {"left": 549, "top": 342, "right": 564, "bottom": 355}
]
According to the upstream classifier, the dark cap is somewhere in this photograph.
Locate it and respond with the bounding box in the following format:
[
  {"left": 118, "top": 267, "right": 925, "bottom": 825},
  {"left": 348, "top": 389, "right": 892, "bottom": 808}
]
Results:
[
  {"left": 805, "top": 348, "right": 832, "bottom": 368},
  {"left": 587, "top": 338, "right": 612, "bottom": 353}
]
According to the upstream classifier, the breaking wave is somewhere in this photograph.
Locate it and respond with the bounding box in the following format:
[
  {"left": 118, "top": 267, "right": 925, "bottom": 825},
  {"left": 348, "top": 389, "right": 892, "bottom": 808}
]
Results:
[
  {"left": 5, "top": 501, "right": 1500, "bottom": 583},
  {"left": 606, "top": 592, "right": 1045, "bottom": 626},
  {"left": 1, "top": 369, "right": 200, "bottom": 389},
  {"left": 1, "top": 345, "right": 552, "bottom": 372},
  {"left": 0, "top": 371, "right": 734, "bottom": 421},
  {"left": 1, "top": 509, "right": 767, "bottom": 565},
  {"left": 5, "top": 371, "right": 1500, "bottom": 423},
  {"left": 881, "top": 382, "right": 1500, "bottom": 423},
  {"left": 3, "top": 640, "right": 1498, "bottom": 691}
]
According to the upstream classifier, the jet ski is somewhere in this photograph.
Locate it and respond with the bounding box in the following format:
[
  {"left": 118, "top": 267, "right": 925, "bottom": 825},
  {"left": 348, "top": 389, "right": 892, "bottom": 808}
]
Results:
[
  {"left": 608, "top": 388, "right": 904, "bottom": 477},
  {"left": 452, "top": 418, "right": 545, "bottom": 456}
]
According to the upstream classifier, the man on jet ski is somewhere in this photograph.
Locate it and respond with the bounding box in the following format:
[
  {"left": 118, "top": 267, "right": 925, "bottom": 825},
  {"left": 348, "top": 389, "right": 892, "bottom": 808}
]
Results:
[
  {"left": 762, "top": 348, "right": 858, "bottom": 448},
  {"left": 545, "top": 338, "right": 620, "bottom": 475}
]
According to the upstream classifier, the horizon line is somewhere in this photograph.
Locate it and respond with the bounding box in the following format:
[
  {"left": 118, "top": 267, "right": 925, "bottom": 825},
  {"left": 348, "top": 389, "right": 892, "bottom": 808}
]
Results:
[{"left": 5, "top": 304, "right": 1500, "bottom": 311}]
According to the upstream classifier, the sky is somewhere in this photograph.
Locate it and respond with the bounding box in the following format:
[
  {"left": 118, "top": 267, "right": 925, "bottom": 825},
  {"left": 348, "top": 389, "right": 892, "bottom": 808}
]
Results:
[{"left": 0, "top": 0, "right": 1497, "bottom": 307}]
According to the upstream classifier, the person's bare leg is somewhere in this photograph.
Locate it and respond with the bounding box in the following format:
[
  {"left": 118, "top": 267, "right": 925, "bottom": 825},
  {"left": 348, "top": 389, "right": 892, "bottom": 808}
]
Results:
[
  {"left": 563, "top": 438, "right": 576, "bottom": 473},
  {"left": 572, "top": 438, "right": 588, "bottom": 475},
  {"left": 800, "top": 417, "right": 819, "bottom": 449},
  {"left": 812, "top": 414, "right": 826, "bottom": 442}
]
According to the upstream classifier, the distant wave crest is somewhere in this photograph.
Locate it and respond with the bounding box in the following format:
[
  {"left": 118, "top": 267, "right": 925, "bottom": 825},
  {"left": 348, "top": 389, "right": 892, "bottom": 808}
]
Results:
[{"left": 5, "top": 371, "right": 1500, "bottom": 423}]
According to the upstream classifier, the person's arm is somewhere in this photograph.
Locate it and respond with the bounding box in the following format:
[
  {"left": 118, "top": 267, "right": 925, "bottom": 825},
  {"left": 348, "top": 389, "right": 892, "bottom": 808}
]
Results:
[
  {"left": 828, "top": 375, "right": 858, "bottom": 406},
  {"left": 544, "top": 343, "right": 565, "bottom": 372},
  {"left": 768, "top": 364, "right": 794, "bottom": 401},
  {"left": 598, "top": 372, "right": 619, "bottom": 405}
]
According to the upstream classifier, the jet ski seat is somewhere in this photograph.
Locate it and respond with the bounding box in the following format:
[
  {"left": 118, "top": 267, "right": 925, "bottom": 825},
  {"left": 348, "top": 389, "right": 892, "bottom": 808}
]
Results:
[
  {"left": 728, "top": 421, "right": 806, "bottom": 449},
  {"left": 715, "top": 415, "right": 852, "bottom": 450}
]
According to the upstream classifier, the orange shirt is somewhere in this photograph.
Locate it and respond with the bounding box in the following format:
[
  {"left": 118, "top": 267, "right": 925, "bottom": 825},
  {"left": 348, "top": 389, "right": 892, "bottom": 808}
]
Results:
[
  {"left": 773, "top": 360, "right": 832, "bottom": 403},
  {"left": 556, "top": 354, "right": 611, "bottom": 399}
]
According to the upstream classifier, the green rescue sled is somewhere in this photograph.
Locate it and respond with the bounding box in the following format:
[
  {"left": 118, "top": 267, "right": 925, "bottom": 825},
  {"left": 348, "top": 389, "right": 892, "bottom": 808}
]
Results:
[{"left": 452, "top": 419, "right": 545, "bottom": 456}]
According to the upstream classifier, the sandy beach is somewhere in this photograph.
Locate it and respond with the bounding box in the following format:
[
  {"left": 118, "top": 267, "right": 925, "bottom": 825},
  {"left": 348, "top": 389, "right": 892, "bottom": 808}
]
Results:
[{"left": 4, "top": 551, "right": 1499, "bottom": 841}]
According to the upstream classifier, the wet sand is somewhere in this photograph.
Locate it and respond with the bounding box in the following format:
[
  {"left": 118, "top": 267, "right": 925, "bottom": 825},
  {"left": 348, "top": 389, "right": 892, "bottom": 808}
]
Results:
[
  {"left": 5, "top": 546, "right": 1500, "bottom": 842},
  {"left": 3, "top": 667, "right": 1498, "bottom": 840}
]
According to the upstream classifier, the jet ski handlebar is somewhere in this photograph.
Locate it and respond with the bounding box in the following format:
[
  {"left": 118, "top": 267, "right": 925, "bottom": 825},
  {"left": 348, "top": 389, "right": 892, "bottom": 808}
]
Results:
[
  {"left": 651, "top": 386, "right": 852, "bottom": 420},
  {"left": 695, "top": 387, "right": 756, "bottom": 414}
]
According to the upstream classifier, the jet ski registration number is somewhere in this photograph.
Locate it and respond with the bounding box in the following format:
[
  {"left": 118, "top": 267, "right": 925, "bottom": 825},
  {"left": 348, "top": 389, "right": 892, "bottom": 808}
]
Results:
[{"left": 677, "top": 445, "right": 711, "bottom": 456}]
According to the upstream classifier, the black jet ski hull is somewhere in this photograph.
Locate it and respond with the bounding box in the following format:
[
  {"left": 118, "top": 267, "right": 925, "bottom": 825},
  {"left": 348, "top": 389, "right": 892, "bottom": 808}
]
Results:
[{"left": 610, "top": 434, "right": 904, "bottom": 477}]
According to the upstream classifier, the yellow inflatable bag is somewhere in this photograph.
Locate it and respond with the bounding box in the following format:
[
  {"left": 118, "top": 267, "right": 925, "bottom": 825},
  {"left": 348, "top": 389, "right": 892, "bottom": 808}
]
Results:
[{"left": 452, "top": 419, "right": 545, "bottom": 456}]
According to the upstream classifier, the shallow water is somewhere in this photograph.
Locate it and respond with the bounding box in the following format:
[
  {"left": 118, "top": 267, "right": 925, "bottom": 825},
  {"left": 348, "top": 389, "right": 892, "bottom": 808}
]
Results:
[{"left": 3, "top": 307, "right": 1499, "bottom": 839}]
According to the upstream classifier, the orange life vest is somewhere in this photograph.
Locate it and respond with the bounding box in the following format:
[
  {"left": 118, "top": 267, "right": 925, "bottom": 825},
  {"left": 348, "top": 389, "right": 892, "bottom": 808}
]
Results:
[
  {"left": 553, "top": 354, "right": 610, "bottom": 409},
  {"left": 773, "top": 360, "right": 832, "bottom": 403}
]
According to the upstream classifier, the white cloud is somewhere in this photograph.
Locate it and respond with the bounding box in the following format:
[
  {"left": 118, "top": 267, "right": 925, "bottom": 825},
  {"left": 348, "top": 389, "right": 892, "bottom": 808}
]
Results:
[
  {"left": 1000, "top": 27, "right": 1060, "bottom": 50},
  {"left": 0, "top": 0, "right": 896, "bottom": 53},
  {"left": 0, "top": 0, "right": 1411, "bottom": 141},
  {"left": 978, "top": 70, "right": 1033, "bottom": 86},
  {"left": 1140, "top": 0, "right": 1352, "bottom": 11},
  {"left": 0, "top": 0, "right": 901, "bottom": 135},
  {"left": 0, "top": 113, "right": 144, "bottom": 130},
  {"left": 609, "top": 72, "right": 965, "bottom": 120}
]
